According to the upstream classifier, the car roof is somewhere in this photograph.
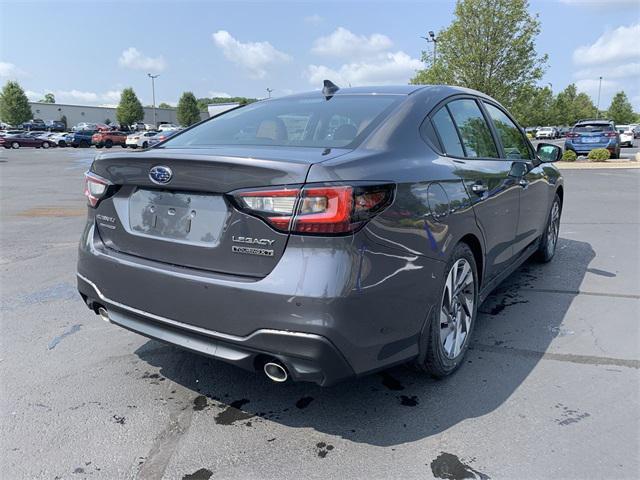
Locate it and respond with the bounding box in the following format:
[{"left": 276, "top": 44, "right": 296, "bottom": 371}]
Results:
[{"left": 278, "top": 84, "right": 495, "bottom": 100}]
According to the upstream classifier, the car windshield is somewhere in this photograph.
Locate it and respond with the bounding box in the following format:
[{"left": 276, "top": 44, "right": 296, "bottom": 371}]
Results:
[{"left": 162, "top": 95, "right": 401, "bottom": 149}]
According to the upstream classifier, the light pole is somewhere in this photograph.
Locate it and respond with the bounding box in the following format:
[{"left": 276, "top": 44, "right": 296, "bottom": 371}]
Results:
[
  {"left": 596, "top": 76, "right": 603, "bottom": 119},
  {"left": 266, "top": 88, "right": 273, "bottom": 99},
  {"left": 420, "top": 31, "right": 438, "bottom": 64},
  {"left": 147, "top": 73, "right": 159, "bottom": 127}
]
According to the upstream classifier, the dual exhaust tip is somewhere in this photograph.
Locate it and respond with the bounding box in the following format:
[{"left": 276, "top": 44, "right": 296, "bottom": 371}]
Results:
[{"left": 97, "top": 305, "right": 289, "bottom": 383}]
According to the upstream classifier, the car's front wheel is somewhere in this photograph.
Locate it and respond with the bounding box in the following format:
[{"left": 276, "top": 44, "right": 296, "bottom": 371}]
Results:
[
  {"left": 418, "top": 242, "right": 478, "bottom": 378},
  {"left": 11, "top": 142, "right": 19, "bottom": 149},
  {"left": 42, "top": 141, "right": 50, "bottom": 149},
  {"left": 535, "top": 194, "right": 561, "bottom": 263}
]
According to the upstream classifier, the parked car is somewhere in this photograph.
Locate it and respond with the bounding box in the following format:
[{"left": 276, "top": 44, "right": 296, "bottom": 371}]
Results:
[
  {"left": 68, "top": 130, "right": 96, "bottom": 148},
  {"left": 616, "top": 125, "right": 635, "bottom": 147},
  {"left": 21, "top": 119, "right": 47, "bottom": 131},
  {"left": 49, "top": 132, "right": 73, "bottom": 147},
  {"left": 158, "top": 123, "right": 179, "bottom": 132},
  {"left": 557, "top": 127, "right": 570, "bottom": 138},
  {"left": 535, "top": 127, "right": 557, "bottom": 139},
  {"left": 45, "top": 120, "right": 66, "bottom": 132},
  {"left": 0, "top": 131, "right": 54, "bottom": 148},
  {"left": 73, "top": 123, "right": 98, "bottom": 132},
  {"left": 92, "top": 131, "right": 128, "bottom": 148},
  {"left": 125, "top": 131, "right": 157, "bottom": 148},
  {"left": 0, "top": 129, "right": 24, "bottom": 137},
  {"left": 524, "top": 127, "right": 537, "bottom": 138},
  {"left": 565, "top": 119, "right": 620, "bottom": 158},
  {"left": 631, "top": 124, "right": 640, "bottom": 139},
  {"left": 147, "top": 130, "right": 179, "bottom": 147},
  {"left": 78, "top": 84, "right": 564, "bottom": 386}
]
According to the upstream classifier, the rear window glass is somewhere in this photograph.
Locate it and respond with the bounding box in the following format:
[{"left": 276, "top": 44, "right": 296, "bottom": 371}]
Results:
[
  {"left": 162, "top": 95, "right": 401, "bottom": 149},
  {"left": 574, "top": 124, "right": 613, "bottom": 133}
]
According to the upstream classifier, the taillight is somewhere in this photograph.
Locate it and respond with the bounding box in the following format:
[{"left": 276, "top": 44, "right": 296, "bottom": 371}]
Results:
[
  {"left": 232, "top": 183, "right": 394, "bottom": 235},
  {"left": 566, "top": 132, "right": 579, "bottom": 138},
  {"left": 604, "top": 131, "right": 617, "bottom": 137},
  {"left": 83, "top": 171, "right": 112, "bottom": 207}
]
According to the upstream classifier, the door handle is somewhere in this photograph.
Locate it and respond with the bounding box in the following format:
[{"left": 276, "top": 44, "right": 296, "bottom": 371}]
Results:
[{"left": 471, "top": 182, "right": 488, "bottom": 195}]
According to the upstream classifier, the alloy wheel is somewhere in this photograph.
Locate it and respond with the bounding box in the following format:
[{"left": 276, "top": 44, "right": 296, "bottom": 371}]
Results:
[
  {"left": 440, "top": 258, "right": 475, "bottom": 359},
  {"left": 546, "top": 201, "right": 560, "bottom": 256}
]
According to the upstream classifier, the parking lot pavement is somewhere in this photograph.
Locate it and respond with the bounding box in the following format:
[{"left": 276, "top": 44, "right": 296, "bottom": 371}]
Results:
[{"left": 1, "top": 149, "right": 638, "bottom": 479}]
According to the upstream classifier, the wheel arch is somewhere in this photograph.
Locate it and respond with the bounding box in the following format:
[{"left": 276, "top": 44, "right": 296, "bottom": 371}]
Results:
[{"left": 459, "top": 233, "right": 484, "bottom": 288}]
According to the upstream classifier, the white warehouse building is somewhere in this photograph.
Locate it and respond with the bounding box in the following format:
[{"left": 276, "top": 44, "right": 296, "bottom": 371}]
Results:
[{"left": 28, "top": 102, "right": 208, "bottom": 128}]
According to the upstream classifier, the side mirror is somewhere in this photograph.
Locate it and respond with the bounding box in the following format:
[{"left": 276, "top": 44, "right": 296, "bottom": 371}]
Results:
[{"left": 536, "top": 143, "right": 562, "bottom": 162}]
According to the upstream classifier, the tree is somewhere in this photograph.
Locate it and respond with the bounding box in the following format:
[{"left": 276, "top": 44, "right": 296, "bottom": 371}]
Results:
[
  {"left": 177, "top": 92, "right": 201, "bottom": 126},
  {"left": 59, "top": 114, "right": 68, "bottom": 129},
  {"left": 551, "top": 84, "right": 595, "bottom": 126},
  {"left": 0, "top": 81, "right": 33, "bottom": 126},
  {"left": 509, "top": 85, "right": 554, "bottom": 126},
  {"left": 411, "top": 0, "right": 547, "bottom": 110},
  {"left": 158, "top": 102, "right": 173, "bottom": 109},
  {"left": 116, "top": 88, "right": 144, "bottom": 127},
  {"left": 40, "top": 93, "right": 55, "bottom": 103},
  {"left": 607, "top": 91, "right": 635, "bottom": 124}
]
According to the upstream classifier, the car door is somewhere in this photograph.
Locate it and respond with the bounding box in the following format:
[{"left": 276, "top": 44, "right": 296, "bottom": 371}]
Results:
[
  {"left": 430, "top": 97, "right": 520, "bottom": 283},
  {"left": 482, "top": 101, "right": 550, "bottom": 256}
]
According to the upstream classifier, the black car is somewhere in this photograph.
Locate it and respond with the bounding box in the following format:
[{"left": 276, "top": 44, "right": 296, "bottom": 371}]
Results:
[
  {"left": 69, "top": 130, "right": 96, "bottom": 148},
  {"left": 78, "top": 83, "right": 563, "bottom": 385},
  {"left": 45, "top": 120, "right": 66, "bottom": 132},
  {"left": 21, "top": 119, "right": 47, "bottom": 131}
]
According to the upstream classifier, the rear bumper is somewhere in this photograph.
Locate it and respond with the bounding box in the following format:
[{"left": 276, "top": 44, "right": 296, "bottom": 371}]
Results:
[{"left": 77, "top": 222, "right": 444, "bottom": 385}]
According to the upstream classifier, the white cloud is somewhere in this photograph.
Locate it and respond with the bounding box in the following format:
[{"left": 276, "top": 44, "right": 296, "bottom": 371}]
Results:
[
  {"left": 118, "top": 47, "right": 166, "bottom": 72},
  {"left": 573, "top": 23, "right": 640, "bottom": 66},
  {"left": 560, "top": 0, "right": 638, "bottom": 5},
  {"left": 304, "top": 14, "right": 323, "bottom": 25},
  {"left": 25, "top": 90, "right": 43, "bottom": 101},
  {"left": 208, "top": 91, "right": 231, "bottom": 98},
  {"left": 54, "top": 89, "right": 122, "bottom": 105},
  {"left": 575, "top": 62, "right": 640, "bottom": 81},
  {"left": 212, "top": 30, "right": 291, "bottom": 79},
  {"left": 306, "top": 51, "right": 422, "bottom": 86},
  {"left": 311, "top": 27, "right": 393, "bottom": 59},
  {"left": 0, "top": 62, "right": 26, "bottom": 79}
]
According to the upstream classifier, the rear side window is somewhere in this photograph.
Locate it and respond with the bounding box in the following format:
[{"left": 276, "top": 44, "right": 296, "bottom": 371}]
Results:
[
  {"left": 484, "top": 103, "right": 533, "bottom": 160},
  {"left": 447, "top": 99, "right": 498, "bottom": 158},
  {"left": 431, "top": 107, "right": 464, "bottom": 157}
]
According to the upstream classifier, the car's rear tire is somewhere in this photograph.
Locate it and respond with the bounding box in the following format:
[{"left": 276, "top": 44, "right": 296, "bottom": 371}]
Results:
[
  {"left": 417, "top": 242, "right": 478, "bottom": 378},
  {"left": 42, "top": 141, "right": 50, "bottom": 149},
  {"left": 142, "top": 141, "right": 148, "bottom": 148},
  {"left": 11, "top": 142, "right": 19, "bottom": 149},
  {"left": 534, "top": 194, "right": 561, "bottom": 263}
]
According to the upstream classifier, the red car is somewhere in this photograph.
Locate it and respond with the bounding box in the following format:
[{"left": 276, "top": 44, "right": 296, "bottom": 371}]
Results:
[
  {"left": 92, "top": 131, "right": 127, "bottom": 148},
  {"left": 0, "top": 133, "right": 55, "bottom": 149}
]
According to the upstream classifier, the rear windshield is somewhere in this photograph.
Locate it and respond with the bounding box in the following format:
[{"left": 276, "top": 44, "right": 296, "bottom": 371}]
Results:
[
  {"left": 162, "top": 95, "right": 402, "bottom": 149},
  {"left": 574, "top": 124, "right": 613, "bottom": 133}
]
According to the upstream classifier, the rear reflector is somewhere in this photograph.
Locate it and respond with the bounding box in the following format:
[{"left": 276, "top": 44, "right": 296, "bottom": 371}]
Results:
[{"left": 232, "top": 183, "right": 394, "bottom": 235}]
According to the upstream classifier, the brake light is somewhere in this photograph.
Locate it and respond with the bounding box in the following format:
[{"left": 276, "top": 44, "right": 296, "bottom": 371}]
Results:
[
  {"left": 83, "top": 171, "right": 112, "bottom": 207},
  {"left": 233, "top": 183, "right": 394, "bottom": 235},
  {"left": 604, "top": 131, "right": 617, "bottom": 137},
  {"left": 566, "top": 132, "right": 579, "bottom": 138}
]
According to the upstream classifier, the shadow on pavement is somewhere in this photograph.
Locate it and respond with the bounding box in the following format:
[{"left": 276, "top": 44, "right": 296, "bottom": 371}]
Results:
[{"left": 135, "top": 237, "right": 594, "bottom": 447}]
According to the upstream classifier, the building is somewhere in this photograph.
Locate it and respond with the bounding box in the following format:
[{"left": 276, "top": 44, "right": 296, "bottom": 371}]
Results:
[{"left": 27, "top": 102, "right": 208, "bottom": 128}]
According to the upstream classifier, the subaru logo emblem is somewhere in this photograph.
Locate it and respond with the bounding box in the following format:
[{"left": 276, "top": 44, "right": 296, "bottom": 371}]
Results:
[{"left": 149, "top": 166, "right": 172, "bottom": 185}]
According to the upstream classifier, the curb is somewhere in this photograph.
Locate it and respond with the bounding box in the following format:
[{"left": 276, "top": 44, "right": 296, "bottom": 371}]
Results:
[{"left": 556, "top": 161, "right": 640, "bottom": 169}]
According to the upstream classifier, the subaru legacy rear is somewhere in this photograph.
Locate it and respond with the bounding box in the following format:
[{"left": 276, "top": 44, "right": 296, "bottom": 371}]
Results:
[{"left": 565, "top": 119, "right": 621, "bottom": 158}]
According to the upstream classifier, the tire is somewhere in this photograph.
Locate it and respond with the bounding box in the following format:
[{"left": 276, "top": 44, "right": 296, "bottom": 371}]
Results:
[
  {"left": 95, "top": 144, "right": 103, "bottom": 149},
  {"left": 535, "top": 194, "right": 561, "bottom": 263},
  {"left": 142, "top": 141, "right": 148, "bottom": 149},
  {"left": 105, "top": 140, "right": 113, "bottom": 148},
  {"left": 59, "top": 141, "right": 66, "bottom": 147},
  {"left": 42, "top": 141, "right": 50, "bottom": 149},
  {"left": 72, "top": 144, "right": 78, "bottom": 148},
  {"left": 121, "top": 144, "right": 127, "bottom": 148},
  {"left": 610, "top": 149, "right": 619, "bottom": 159},
  {"left": 417, "top": 242, "right": 479, "bottom": 378},
  {"left": 11, "top": 142, "right": 19, "bottom": 149}
]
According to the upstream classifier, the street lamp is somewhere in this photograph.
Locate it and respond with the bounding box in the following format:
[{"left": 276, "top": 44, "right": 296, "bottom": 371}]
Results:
[
  {"left": 266, "top": 88, "right": 273, "bottom": 99},
  {"left": 420, "top": 31, "right": 438, "bottom": 64},
  {"left": 147, "top": 73, "right": 159, "bottom": 127},
  {"left": 596, "top": 76, "right": 603, "bottom": 119}
]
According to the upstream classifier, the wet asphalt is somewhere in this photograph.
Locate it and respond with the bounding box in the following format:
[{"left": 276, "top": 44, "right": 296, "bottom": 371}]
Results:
[{"left": 1, "top": 148, "right": 638, "bottom": 479}]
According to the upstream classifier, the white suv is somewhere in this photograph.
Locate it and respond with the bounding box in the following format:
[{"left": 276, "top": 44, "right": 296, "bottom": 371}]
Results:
[{"left": 617, "top": 125, "right": 634, "bottom": 147}]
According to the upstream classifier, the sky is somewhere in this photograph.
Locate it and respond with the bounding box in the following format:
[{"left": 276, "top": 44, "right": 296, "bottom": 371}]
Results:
[{"left": 1, "top": 0, "right": 639, "bottom": 111}]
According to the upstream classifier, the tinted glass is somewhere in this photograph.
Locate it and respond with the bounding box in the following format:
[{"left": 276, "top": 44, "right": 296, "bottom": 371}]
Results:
[
  {"left": 484, "top": 103, "right": 533, "bottom": 160},
  {"left": 163, "top": 95, "right": 400, "bottom": 149},
  {"left": 431, "top": 107, "right": 464, "bottom": 156},
  {"left": 447, "top": 99, "right": 498, "bottom": 158},
  {"left": 574, "top": 124, "right": 613, "bottom": 133}
]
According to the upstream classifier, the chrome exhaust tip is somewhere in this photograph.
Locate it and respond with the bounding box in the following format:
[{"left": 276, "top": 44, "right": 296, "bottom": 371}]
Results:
[
  {"left": 263, "top": 362, "right": 288, "bottom": 383},
  {"left": 97, "top": 307, "right": 110, "bottom": 323}
]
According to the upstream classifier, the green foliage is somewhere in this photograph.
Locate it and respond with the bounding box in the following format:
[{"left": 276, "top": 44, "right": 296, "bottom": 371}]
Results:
[
  {"left": 116, "top": 88, "right": 144, "bottom": 127},
  {"left": 104, "top": 118, "right": 111, "bottom": 125},
  {"left": 40, "top": 93, "right": 55, "bottom": 103},
  {"left": 177, "top": 92, "right": 201, "bottom": 126},
  {"left": 411, "top": 0, "right": 548, "bottom": 110},
  {"left": 158, "top": 102, "right": 174, "bottom": 109},
  {"left": 587, "top": 148, "right": 610, "bottom": 162},
  {"left": 510, "top": 85, "right": 553, "bottom": 127},
  {"left": 59, "top": 115, "right": 67, "bottom": 129},
  {"left": 551, "top": 84, "right": 596, "bottom": 126},
  {"left": 561, "top": 150, "right": 577, "bottom": 162},
  {"left": 196, "top": 96, "right": 257, "bottom": 112},
  {"left": 607, "top": 91, "right": 635, "bottom": 125},
  {"left": 0, "top": 81, "right": 33, "bottom": 126}
]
